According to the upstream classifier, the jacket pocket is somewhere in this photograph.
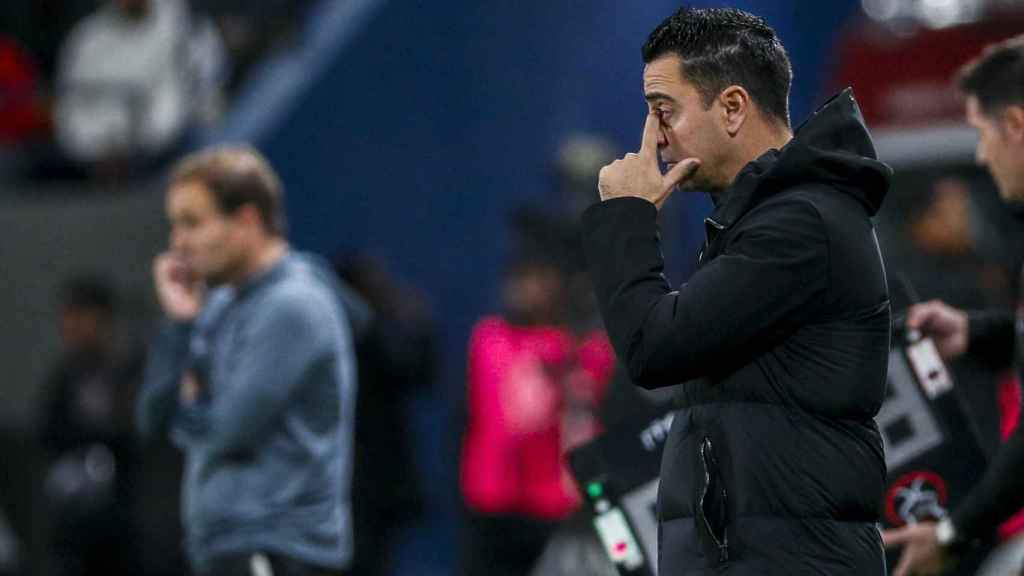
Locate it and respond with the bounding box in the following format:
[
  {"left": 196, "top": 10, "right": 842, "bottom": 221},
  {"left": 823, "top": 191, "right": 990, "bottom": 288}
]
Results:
[{"left": 697, "top": 435, "right": 729, "bottom": 564}]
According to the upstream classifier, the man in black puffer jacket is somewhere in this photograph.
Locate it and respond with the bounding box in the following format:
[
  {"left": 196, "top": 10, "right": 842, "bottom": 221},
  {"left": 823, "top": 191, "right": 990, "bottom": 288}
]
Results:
[{"left": 582, "top": 7, "right": 892, "bottom": 575}]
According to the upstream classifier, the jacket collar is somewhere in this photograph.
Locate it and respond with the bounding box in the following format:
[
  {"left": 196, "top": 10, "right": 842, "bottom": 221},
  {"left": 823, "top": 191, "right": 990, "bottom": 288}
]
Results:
[{"left": 705, "top": 88, "right": 892, "bottom": 234}]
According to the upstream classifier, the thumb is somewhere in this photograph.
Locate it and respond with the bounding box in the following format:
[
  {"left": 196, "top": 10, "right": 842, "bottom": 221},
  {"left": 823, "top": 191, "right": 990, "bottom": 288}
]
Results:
[
  {"left": 906, "top": 302, "right": 934, "bottom": 331},
  {"left": 663, "top": 158, "right": 701, "bottom": 190},
  {"left": 909, "top": 297, "right": 946, "bottom": 330}
]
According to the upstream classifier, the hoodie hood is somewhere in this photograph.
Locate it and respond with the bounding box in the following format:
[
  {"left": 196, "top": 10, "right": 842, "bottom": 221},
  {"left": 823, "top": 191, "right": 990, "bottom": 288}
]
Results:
[{"left": 709, "top": 88, "right": 893, "bottom": 227}]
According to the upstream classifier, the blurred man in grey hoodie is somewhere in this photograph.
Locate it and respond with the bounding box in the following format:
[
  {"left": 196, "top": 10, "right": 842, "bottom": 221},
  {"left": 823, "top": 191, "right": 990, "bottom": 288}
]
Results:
[{"left": 136, "top": 146, "right": 355, "bottom": 576}]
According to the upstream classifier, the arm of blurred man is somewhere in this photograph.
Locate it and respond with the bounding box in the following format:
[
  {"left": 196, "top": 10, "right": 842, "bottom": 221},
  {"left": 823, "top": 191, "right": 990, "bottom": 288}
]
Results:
[
  {"left": 136, "top": 321, "right": 194, "bottom": 441},
  {"left": 904, "top": 300, "right": 1014, "bottom": 365},
  {"left": 136, "top": 253, "right": 203, "bottom": 441},
  {"left": 171, "top": 290, "right": 336, "bottom": 459},
  {"left": 966, "top": 309, "right": 1017, "bottom": 366}
]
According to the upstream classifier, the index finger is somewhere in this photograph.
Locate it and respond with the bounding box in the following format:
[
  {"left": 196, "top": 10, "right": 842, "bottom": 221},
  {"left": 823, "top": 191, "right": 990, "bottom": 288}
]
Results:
[{"left": 640, "top": 110, "right": 660, "bottom": 158}]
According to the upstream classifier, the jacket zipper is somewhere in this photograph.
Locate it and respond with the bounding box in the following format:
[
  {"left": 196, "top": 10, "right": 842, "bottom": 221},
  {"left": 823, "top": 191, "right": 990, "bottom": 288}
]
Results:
[
  {"left": 700, "top": 218, "right": 726, "bottom": 266},
  {"left": 703, "top": 217, "right": 725, "bottom": 241},
  {"left": 699, "top": 436, "right": 729, "bottom": 563}
]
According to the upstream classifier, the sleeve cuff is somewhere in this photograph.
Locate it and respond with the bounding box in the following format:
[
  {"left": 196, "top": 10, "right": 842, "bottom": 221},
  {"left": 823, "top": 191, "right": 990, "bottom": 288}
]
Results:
[
  {"left": 966, "top": 309, "right": 1015, "bottom": 365},
  {"left": 581, "top": 196, "right": 658, "bottom": 227}
]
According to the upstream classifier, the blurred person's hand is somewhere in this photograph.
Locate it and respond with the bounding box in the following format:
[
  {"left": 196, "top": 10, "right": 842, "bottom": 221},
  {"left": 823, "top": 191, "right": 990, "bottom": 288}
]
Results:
[
  {"left": 598, "top": 111, "right": 701, "bottom": 210},
  {"left": 179, "top": 371, "right": 200, "bottom": 404},
  {"left": 154, "top": 252, "right": 204, "bottom": 322},
  {"left": 882, "top": 522, "right": 949, "bottom": 576},
  {"left": 906, "top": 300, "right": 969, "bottom": 360}
]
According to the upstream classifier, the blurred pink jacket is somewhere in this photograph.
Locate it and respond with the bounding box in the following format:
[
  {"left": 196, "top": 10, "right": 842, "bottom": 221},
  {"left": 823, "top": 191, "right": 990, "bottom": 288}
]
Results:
[{"left": 460, "top": 316, "right": 614, "bottom": 520}]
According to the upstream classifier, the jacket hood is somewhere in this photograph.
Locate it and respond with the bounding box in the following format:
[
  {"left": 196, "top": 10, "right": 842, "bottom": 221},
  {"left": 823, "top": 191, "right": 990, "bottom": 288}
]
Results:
[{"left": 710, "top": 88, "right": 893, "bottom": 227}]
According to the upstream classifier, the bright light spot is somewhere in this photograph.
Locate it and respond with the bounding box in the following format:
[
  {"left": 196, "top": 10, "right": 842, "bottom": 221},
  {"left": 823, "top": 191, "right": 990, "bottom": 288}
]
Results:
[{"left": 862, "top": 0, "right": 902, "bottom": 21}]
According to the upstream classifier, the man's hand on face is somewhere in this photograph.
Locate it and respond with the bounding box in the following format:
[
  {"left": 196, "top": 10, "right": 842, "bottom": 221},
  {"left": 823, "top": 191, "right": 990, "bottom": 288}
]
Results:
[
  {"left": 598, "top": 111, "right": 701, "bottom": 210},
  {"left": 154, "top": 252, "right": 204, "bottom": 322},
  {"left": 881, "top": 522, "right": 950, "bottom": 576}
]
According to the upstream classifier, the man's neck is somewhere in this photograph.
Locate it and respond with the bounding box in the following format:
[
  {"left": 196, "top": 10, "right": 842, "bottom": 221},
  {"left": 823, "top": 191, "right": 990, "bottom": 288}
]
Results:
[
  {"left": 708, "top": 124, "right": 793, "bottom": 208},
  {"left": 234, "top": 239, "right": 288, "bottom": 286},
  {"left": 725, "top": 123, "right": 794, "bottom": 189}
]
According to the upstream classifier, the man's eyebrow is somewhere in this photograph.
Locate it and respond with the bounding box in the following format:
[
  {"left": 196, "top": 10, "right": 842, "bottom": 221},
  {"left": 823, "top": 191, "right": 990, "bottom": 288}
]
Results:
[{"left": 644, "top": 92, "right": 676, "bottom": 104}]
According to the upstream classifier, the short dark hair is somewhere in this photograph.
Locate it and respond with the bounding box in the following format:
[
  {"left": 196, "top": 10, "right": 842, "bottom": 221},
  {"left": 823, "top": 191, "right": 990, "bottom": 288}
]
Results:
[
  {"left": 957, "top": 34, "right": 1024, "bottom": 116},
  {"left": 170, "top": 145, "right": 286, "bottom": 236},
  {"left": 642, "top": 7, "right": 792, "bottom": 127},
  {"left": 61, "top": 275, "right": 116, "bottom": 315}
]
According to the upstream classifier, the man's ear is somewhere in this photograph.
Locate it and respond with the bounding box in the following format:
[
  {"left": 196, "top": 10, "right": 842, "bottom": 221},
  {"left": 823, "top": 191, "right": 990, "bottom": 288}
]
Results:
[
  {"left": 719, "top": 85, "right": 750, "bottom": 137},
  {"left": 237, "top": 204, "right": 264, "bottom": 232},
  {"left": 1003, "top": 105, "right": 1024, "bottom": 145}
]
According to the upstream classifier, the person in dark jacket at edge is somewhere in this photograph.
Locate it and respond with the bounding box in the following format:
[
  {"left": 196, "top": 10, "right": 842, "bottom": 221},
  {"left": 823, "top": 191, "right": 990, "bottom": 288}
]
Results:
[
  {"left": 580, "top": 7, "right": 893, "bottom": 575},
  {"left": 882, "top": 34, "right": 1024, "bottom": 576}
]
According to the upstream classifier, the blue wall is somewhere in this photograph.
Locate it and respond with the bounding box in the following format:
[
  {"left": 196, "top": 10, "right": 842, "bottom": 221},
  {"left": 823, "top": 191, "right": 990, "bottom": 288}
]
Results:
[{"left": 260, "top": 1, "right": 860, "bottom": 572}]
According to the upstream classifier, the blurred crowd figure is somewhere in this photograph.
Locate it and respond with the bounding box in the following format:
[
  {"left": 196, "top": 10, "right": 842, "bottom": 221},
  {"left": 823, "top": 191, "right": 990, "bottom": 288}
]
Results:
[
  {"left": 40, "top": 275, "right": 143, "bottom": 576},
  {"left": 0, "top": 36, "right": 49, "bottom": 147},
  {"left": 52, "top": 0, "right": 226, "bottom": 177},
  {"left": 333, "top": 253, "right": 439, "bottom": 576},
  {"left": 879, "top": 174, "right": 1019, "bottom": 312},
  {"left": 460, "top": 250, "right": 616, "bottom": 576},
  {"left": 0, "top": 0, "right": 226, "bottom": 182},
  {"left": 0, "top": 0, "right": 317, "bottom": 184},
  {"left": 459, "top": 134, "right": 629, "bottom": 576}
]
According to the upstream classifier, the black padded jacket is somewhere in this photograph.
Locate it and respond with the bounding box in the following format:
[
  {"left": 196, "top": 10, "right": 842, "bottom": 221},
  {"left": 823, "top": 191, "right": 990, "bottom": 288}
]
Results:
[{"left": 582, "top": 89, "right": 893, "bottom": 575}]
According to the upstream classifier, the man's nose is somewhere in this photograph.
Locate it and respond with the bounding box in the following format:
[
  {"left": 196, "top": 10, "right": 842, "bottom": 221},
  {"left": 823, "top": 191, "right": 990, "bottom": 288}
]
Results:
[{"left": 171, "top": 229, "right": 186, "bottom": 252}]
